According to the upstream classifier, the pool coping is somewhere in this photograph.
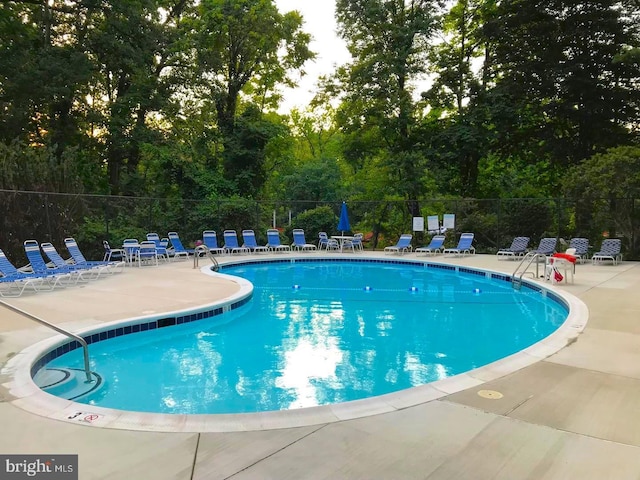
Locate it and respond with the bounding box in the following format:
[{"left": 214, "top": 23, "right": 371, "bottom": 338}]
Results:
[{"left": 1, "top": 256, "right": 588, "bottom": 433}]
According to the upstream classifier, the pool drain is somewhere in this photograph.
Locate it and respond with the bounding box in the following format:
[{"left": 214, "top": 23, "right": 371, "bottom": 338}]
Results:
[{"left": 477, "top": 389, "right": 503, "bottom": 399}]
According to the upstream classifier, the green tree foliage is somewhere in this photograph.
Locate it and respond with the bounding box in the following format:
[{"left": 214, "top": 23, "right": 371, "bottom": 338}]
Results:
[{"left": 333, "top": 0, "right": 441, "bottom": 211}]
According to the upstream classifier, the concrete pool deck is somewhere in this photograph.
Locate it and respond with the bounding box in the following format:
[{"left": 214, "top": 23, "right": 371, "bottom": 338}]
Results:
[{"left": 0, "top": 252, "right": 639, "bottom": 479}]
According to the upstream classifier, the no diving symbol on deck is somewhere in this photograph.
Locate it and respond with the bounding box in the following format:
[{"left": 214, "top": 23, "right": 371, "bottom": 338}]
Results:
[{"left": 67, "top": 411, "right": 103, "bottom": 423}]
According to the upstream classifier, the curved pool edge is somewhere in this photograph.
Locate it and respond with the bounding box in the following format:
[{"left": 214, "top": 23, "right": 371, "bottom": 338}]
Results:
[{"left": 1, "top": 257, "right": 588, "bottom": 433}]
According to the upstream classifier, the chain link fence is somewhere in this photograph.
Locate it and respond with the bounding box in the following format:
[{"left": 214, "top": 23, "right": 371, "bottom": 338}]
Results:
[{"left": 1, "top": 189, "right": 638, "bottom": 264}]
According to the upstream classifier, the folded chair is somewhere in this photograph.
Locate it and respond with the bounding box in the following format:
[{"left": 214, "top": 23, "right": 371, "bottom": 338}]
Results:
[
  {"left": 384, "top": 234, "right": 413, "bottom": 255},
  {"left": 443, "top": 233, "right": 475, "bottom": 256},
  {"left": 592, "top": 238, "right": 622, "bottom": 265},
  {"left": 203, "top": 230, "right": 225, "bottom": 255},
  {"left": 291, "top": 229, "right": 317, "bottom": 251},
  {"left": 415, "top": 235, "right": 445, "bottom": 256},
  {"left": 241, "top": 230, "right": 269, "bottom": 253},
  {"left": 266, "top": 229, "right": 290, "bottom": 253},
  {"left": 496, "top": 236, "right": 530, "bottom": 260}
]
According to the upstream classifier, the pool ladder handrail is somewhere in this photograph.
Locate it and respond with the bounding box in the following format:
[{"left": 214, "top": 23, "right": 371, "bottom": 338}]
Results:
[
  {"left": 512, "top": 252, "right": 546, "bottom": 289},
  {"left": 193, "top": 245, "right": 219, "bottom": 271},
  {"left": 0, "top": 300, "right": 93, "bottom": 383}
]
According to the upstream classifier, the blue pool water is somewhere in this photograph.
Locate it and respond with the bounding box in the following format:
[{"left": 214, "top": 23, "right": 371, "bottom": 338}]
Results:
[{"left": 44, "top": 260, "right": 568, "bottom": 414}]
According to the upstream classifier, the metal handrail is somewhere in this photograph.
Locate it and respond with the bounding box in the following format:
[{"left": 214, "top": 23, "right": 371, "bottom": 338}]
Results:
[
  {"left": 0, "top": 300, "right": 93, "bottom": 383},
  {"left": 193, "top": 245, "right": 219, "bottom": 271},
  {"left": 512, "top": 252, "right": 544, "bottom": 289}
]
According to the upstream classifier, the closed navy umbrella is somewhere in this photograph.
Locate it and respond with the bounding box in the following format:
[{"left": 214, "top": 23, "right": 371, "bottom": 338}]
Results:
[{"left": 337, "top": 202, "right": 351, "bottom": 235}]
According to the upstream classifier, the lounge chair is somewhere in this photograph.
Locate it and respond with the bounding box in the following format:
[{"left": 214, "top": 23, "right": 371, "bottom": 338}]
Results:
[
  {"left": 443, "top": 233, "right": 475, "bottom": 256},
  {"left": 65, "top": 237, "right": 125, "bottom": 273},
  {"left": 242, "top": 230, "right": 269, "bottom": 253},
  {"left": 223, "top": 230, "right": 250, "bottom": 255},
  {"left": 0, "top": 248, "right": 53, "bottom": 296},
  {"left": 41, "top": 242, "right": 97, "bottom": 281},
  {"left": 291, "top": 229, "right": 317, "bottom": 251},
  {"left": 202, "top": 230, "right": 225, "bottom": 255},
  {"left": 415, "top": 235, "right": 445, "bottom": 256},
  {"left": 568, "top": 237, "right": 589, "bottom": 263},
  {"left": 23, "top": 240, "right": 74, "bottom": 287},
  {"left": 168, "top": 232, "right": 193, "bottom": 259},
  {"left": 530, "top": 237, "right": 557, "bottom": 258},
  {"left": 266, "top": 229, "right": 291, "bottom": 253},
  {"left": 384, "top": 234, "right": 413, "bottom": 255},
  {"left": 592, "top": 238, "right": 622, "bottom": 265},
  {"left": 496, "top": 236, "right": 530, "bottom": 260}
]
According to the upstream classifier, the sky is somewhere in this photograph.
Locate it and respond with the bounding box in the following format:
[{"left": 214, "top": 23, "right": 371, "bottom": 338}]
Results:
[{"left": 274, "top": 1, "right": 350, "bottom": 113}]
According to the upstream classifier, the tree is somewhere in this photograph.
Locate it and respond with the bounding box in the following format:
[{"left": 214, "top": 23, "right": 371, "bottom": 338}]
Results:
[
  {"left": 193, "top": 0, "right": 314, "bottom": 193},
  {"left": 333, "top": 0, "right": 441, "bottom": 213}
]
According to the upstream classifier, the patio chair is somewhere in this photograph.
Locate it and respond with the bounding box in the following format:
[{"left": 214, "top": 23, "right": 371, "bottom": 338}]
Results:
[
  {"left": 592, "top": 238, "right": 622, "bottom": 265},
  {"left": 223, "top": 230, "right": 250, "bottom": 255},
  {"left": 202, "top": 230, "right": 225, "bottom": 255},
  {"left": 242, "top": 230, "right": 269, "bottom": 253},
  {"left": 443, "top": 233, "right": 475, "bottom": 257},
  {"left": 103, "top": 240, "right": 125, "bottom": 263},
  {"left": 146, "top": 233, "right": 169, "bottom": 262},
  {"left": 266, "top": 229, "right": 291, "bottom": 253},
  {"left": 568, "top": 237, "right": 590, "bottom": 264},
  {"left": 318, "top": 232, "right": 339, "bottom": 251},
  {"left": 384, "top": 234, "right": 413, "bottom": 255},
  {"left": 65, "top": 237, "right": 125, "bottom": 273},
  {"left": 122, "top": 238, "right": 140, "bottom": 265},
  {"left": 496, "top": 236, "right": 530, "bottom": 260},
  {"left": 137, "top": 241, "right": 159, "bottom": 266},
  {"left": 350, "top": 233, "right": 364, "bottom": 252},
  {"left": 0, "top": 248, "right": 52, "bottom": 296},
  {"left": 168, "top": 232, "right": 193, "bottom": 259},
  {"left": 415, "top": 235, "right": 445, "bottom": 256},
  {"left": 291, "top": 229, "right": 317, "bottom": 251}
]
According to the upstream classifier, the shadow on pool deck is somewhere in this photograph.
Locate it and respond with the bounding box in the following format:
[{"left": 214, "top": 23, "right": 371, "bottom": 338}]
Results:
[{"left": 1, "top": 253, "right": 640, "bottom": 480}]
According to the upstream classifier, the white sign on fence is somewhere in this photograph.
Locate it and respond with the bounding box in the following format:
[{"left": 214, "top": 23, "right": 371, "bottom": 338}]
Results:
[{"left": 412, "top": 216, "right": 424, "bottom": 232}]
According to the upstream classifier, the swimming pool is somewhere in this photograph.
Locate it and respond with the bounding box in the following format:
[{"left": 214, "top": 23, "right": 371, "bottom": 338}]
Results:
[{"left": 36, "top": 259, "right": 568, "bottom": 416}]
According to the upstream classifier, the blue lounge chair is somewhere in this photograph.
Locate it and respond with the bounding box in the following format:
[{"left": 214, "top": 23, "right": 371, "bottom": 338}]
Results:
[
  {"left": 65, "top": 237, "right": 125, "bottom": 273},
  {"left": 443, "top": 233, "right": 475, "bottom": 256},
  {"left": 592, "top": 238, "right": 622, "bottom": 265},
  {"left": 0, "top": 248, "right": 53, "bottom": 296},
  {"left": 23, "top": 240, "right": 74, "bottom": 287},
  {"left": 568, "top": 237, "right": 589, "bottom": 264},
  {"left": 203, "top": 230, "right": 225, "bottom": 255},
  {"left": 415, "top": 235, "right": 445, "bottom": 256},
  {"left": 530, "top": 237, "right": 557, "bottom": 257},
  {"left": 291, "top": 229, "right": 317, "bottom": 251},
  {"left": 223, "top": 230, "right": 249, "bottom": 255},
  {"left": 266, "top": 229, "right": 290, "bottom": 253},
  {"left": 168, "top": 232, "right": 193, "bottom": 259},
  {"left": 496, "top": 236, "right": 530, "bottom": 260},
  {"left": 384, "top": 234, "right": 413, "bottom": 255},
  {"left": 40, "top": 242, "right": 97, "bottom": 281},
  {"left": 241, "top": 230, "right": 269, "bottom": 253}
]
